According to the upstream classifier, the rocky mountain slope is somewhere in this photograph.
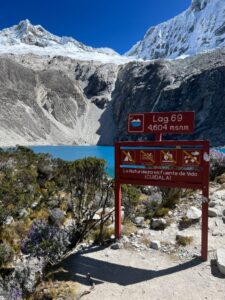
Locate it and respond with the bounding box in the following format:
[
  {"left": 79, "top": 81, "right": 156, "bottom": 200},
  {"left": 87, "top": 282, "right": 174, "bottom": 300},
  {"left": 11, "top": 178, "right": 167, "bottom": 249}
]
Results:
[
  {"left": 127, "top": 0, "right": 225, "bottom": 60},
  {"left": 0, "top": 17, "right": 225, "bottom": 147},
  {"left": 0, "top": 54, "right": 119, "bottom": 146},
  {"left": 112, "top": 48, "right": 225, "bottom": 146}
]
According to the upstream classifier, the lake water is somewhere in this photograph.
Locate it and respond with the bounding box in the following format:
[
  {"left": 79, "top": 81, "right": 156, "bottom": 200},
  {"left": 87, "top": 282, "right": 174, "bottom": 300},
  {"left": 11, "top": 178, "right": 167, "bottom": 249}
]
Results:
[
  {"left": 218, "top": 148, "right": 225, "bottom": 154},
  {"left": 30, "top": 146, "right": 225, "bottom": 179},
  {"left": 31, "top": 146, "right": 115, "bottom": 178}
]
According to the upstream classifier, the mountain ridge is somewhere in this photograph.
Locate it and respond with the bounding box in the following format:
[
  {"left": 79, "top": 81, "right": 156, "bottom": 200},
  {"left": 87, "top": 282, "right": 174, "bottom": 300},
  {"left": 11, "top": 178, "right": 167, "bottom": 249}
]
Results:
[
  {"left": 127, "top": 0, "right": 225, "bottom": 60},
  {"left": 0, "top": 20, "right": 132, "bottom": 64}
]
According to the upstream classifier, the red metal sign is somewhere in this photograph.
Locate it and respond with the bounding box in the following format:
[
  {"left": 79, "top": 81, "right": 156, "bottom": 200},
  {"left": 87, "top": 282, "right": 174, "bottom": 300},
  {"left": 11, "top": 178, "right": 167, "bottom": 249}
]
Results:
[
  {"left": 116, "top": 141, "right": 209, "bottom": 190},
  {"left": 115, "top": 140, "right": 209, "bottom": 261},
  {"left": 128, "top": 111, "right": 195, "bottom": 134}
]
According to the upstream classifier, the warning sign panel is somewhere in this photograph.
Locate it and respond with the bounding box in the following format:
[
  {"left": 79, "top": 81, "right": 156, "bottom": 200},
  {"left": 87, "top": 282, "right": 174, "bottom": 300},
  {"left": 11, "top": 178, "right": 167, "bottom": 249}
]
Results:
[{"left": 115, "top": 141, "right": 209, "bottom": 190}]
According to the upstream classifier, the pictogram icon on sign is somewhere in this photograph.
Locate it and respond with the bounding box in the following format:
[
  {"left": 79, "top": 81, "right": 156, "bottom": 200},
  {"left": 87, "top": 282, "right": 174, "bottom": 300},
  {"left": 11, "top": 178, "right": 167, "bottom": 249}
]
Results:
[
  {"left": 128, "top": 114, "right": 144, "bottom": 133},
  {"left": 140, "top": 150, "right": 155, "bottom": 165},
  {"left": 183, "top": 150, "right": 201, "bottom": 166},
  {"left": 121, "top": 150, "right": 136, "bottom": 164},
  {"left": 160, "top": 150, "right": 177, "bottom": 165}
]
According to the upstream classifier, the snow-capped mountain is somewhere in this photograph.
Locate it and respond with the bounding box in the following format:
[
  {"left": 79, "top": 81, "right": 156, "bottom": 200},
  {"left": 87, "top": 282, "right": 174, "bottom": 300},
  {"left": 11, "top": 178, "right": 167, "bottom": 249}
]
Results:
[
  {"left": 127, "top": 0, "right": 225, "bottom": 60},
  {"left": 0, "top": 19, "right": 131, "bottom": 64}
]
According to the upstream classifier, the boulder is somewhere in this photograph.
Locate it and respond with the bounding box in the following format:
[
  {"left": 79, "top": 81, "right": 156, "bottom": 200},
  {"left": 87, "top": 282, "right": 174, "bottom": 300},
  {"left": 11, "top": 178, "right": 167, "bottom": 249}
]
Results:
[
  {"left": 151, "top": 218, "right": 167, "bottom": 230},
  {"left": 92, "top": 214, "right": 101, "bottom": 220},
  {"left": 136, "top": 229, "right": 144, "bottom": 236},
  {"left": 48, "top": 208, "right": 65, "bottom": 225},
  {"left": 209, "top": 201, "right": 217, "bottom": 208},
  {"left": 150, "top": 240, "right": 161, "bottom": 250},
  {"left": 31, "top": 201, "right": 38, "bottom": 209},
  {"left": 111, "top": 243, "right": 123, "bottom": 250},
  {"left": 223, "top": 209, "right": 225, "bottom": 216},
  {"left": 186, "top": 206, "right": 201, "bottom": 220},
  {"left": 18, "top": 208, "right": 29, "bottom": 218},
  {"left": 4, "top": 216, "right": 14, "bottom": 225},
  {"left": 134, "top": 217, "right": 145, "bottom": 226},
  {"left": 208, "top": 208, "right": 218, "bottom": 217},
  {"left": 217, "top": 248, "right": 225, "bottom": 275}
]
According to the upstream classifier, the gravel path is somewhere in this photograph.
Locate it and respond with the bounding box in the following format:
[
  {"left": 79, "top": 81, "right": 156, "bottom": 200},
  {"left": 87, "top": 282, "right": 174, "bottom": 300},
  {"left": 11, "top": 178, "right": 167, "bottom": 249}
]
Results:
[{"left": 55, "top": 246, "right": 225, "bottom": 300}]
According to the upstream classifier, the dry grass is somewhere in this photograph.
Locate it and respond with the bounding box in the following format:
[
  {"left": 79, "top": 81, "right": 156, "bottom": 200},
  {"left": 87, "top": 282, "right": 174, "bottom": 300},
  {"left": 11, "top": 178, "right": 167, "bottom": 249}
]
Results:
[
  {"left": 90, "top": 225, "right": 115, "bottom": 243},
  {"left": 176, "top": 236, "right": 193, "bottom": 246},
  {"left": 30, "top": 209, "right": 49, "bottom": 220},
  {"left": 122, "top": 219, "right": 137, "bottom": 236},
  {"left": 32, "top": 279, "right": 79, "bottom": 300},
  {"left": 0, "top": 218, "right": 32, "bottom": 252},
  {"left": 140, "top": 236, "right": 151, "bottom": 247}
]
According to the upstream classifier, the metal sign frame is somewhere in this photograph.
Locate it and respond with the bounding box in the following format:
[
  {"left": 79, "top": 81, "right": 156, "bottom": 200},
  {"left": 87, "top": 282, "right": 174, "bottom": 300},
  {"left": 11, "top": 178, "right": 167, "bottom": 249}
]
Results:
[{"left": 115, "top": 140, "right": 209, "bottom": 261}]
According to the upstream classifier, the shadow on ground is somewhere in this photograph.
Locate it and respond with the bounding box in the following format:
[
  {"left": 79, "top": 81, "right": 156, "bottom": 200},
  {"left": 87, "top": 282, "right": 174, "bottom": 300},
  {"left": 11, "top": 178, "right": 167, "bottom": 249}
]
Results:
[
  {"left": 54, "top": 246, "right": 203, "bottom": 286},
  {"left": 210, "top": 259, "right": 225, "bottom": 279}
]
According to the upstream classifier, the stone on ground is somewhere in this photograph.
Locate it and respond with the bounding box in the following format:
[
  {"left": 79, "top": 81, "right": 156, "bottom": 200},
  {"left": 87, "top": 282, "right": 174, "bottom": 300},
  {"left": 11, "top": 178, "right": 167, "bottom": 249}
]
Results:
[
  {"left": 150, "top": 240, "right": 161, "bottom": 250},
  {"left": 208, "top": 208, "right": 218, "bottom": 217},
  {"left": 216, "top": 248, "right": 225, "bottom": 275},
  {"left": 151, "top": 218, "right": 167, "bottom": 230},
  {"left": 186, "top": 206, "right": 201, "bottom": 220},
  {"left": 134, "top": 217, "right": 145, "bottom": 226},
  {"left": 111, "top": 243, "right": 123, "bottom": 250}
]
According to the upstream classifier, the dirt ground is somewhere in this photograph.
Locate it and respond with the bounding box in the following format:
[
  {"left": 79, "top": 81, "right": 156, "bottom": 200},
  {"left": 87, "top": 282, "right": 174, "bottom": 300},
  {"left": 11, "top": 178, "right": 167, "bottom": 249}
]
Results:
[{"left": 55, "top": 245, "right": 225, "bottom": 300}]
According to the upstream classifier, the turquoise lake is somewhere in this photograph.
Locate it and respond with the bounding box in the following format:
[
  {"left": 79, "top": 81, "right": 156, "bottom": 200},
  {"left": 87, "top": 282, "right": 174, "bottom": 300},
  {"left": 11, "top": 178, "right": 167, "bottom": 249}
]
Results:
[
  {"left": 31, "top": 146, "right": 114, "bottom": 177},
  {"left": 30, "top": 146, "right": 225, "bottom": 179},
  {"left": 218, "top": 149, "right": 225, "bottom": 154}
]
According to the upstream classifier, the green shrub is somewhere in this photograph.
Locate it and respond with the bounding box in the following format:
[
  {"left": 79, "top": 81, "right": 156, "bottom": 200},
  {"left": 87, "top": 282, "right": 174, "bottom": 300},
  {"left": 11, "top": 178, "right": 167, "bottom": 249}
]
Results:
[
  {"left": 153, "top": 207, "right": 169, "bottom": 218},
  {"left": 91, "top": 225, "right": 114, "bottom": 244},
  {"left": 161, "top": 188, "right": 182, "bottom": 209},
  {"left": 122, "top": 185, "right": 141, "bottom": 218},
  {"left": 210, "top": 150, "right": 225, "bottom": 180},
  {"left": 176, "top": 236, "right": 193, "bottom": 246}
]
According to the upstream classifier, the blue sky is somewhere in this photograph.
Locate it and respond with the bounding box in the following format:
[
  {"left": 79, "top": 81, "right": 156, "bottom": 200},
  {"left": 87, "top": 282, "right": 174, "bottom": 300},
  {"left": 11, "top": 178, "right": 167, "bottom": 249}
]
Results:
[{"left": 0, "top": 0, "right": 191, "bottom": 54}]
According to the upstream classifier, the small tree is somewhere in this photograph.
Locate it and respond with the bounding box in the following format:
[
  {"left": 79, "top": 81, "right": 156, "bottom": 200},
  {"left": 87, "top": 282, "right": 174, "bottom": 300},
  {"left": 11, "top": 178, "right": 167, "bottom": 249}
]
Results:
[{"left": 66, "top": 157, "right": 114, "bottom": 245}]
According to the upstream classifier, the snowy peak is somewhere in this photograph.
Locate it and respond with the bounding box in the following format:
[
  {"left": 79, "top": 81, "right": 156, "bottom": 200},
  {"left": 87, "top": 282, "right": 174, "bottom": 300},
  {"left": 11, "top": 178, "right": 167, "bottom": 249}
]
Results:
[
  {"left": 14, "top": 20, "right": 60, "bottom": 47},
  {"left": 1, "top": 19, "right": 89, "bottom": 49},
  {"left": 127, "top": 0, "right": 225, "bottom": 60},
  {"left": 0, "top": 20, "right": 131, "bottom": 64}
]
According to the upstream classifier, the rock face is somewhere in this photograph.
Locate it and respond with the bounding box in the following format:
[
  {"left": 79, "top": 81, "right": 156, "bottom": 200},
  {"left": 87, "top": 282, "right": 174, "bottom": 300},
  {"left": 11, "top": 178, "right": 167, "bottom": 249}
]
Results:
[
  {"left": 1, "top": 24, "right": 225, "bottom": 146},
  {"left": 0, "top": 54, "right": 118, "bottom": 146},
  {"left": 127, "top": 0, "right": 225, "bottom": 60},
  {"left": 112, "top": 48, "right": 225, "bottom": 147}
]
